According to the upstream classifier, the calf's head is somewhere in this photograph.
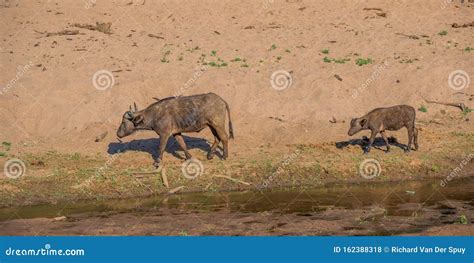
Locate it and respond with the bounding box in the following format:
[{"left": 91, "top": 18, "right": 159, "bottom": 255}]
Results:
[
  {"left": 348, "top": 118, "right": 368, "bottom": 136},
  {"left": 116, "top": 103, "right": 144, "bottom": 138}
]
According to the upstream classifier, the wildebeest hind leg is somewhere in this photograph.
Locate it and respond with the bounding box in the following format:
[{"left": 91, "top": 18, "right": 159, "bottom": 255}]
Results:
[
  {"left": 174, "top": 134, "right": 192, "bottom": 160},
  {"left": 207, "top": 137, "right": 220, "bottom": 160},
  {"left": 213, "top": 126, "right": 229, "bottom": 159},
  {"left": 413, "top": 128, "right": 419, "bottom": 151},
  {"left": 406, "top": 126, "right": 414, "bottom": 152},
  {"left": 207, "top": 126, "right": 220, "bottom": 160}
]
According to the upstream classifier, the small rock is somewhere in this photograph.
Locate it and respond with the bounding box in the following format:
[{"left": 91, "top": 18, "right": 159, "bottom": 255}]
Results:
[
  {"left": 95, "top": 131, "right": 108, "bottom": 142},
  {"left": 334, "top": 74, "right": 343, "bottom": 81},
  {"left": 52, "top": 216, "right": 67, "bottom": 221},
  {"left": 30, "top": 160, "right": 45, "bottom": 166}
]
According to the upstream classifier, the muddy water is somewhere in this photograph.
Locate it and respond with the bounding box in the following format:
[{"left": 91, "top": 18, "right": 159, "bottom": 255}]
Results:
[{"left": 1, "top": 176, "right": 473, "bottom": 235}]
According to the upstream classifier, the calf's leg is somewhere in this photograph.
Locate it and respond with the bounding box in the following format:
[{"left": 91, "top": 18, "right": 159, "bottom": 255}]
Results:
[
  {"left": 364, "top": 130, "right": 377, "bottom": 154},
  {"left": 380, "top": 130, "right": 390, "bottom": 152}
]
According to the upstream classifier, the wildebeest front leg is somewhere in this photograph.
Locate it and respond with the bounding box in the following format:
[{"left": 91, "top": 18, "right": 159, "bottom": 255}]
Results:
[
  {"left": 174, "top": 134, "right": 192, "bottom": 160},
  {"left": 154, "top": 133, "right": 171, "bottom": 168},
  {"left": 364, "top": 130, "right": 377, "bottom": 154},
  {"left": 380, "top": 131, "right": 390, "bottom": 153}
]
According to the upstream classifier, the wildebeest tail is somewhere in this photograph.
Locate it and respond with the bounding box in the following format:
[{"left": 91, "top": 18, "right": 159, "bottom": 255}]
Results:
[
  {"left": 414, "top": 127, "right": 419, "bottom": 150},
  {"left": 225, "top": 101, "right": 234, "bottom": 139}
]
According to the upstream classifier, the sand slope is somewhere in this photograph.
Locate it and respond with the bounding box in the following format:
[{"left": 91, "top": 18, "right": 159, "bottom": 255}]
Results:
[{"left": 0, "top": 0, "right": 472, "bottom": 154}]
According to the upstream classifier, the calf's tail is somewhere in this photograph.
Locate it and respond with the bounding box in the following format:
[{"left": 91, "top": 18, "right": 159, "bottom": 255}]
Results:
[{"left": 224, "top": 101, "right": 234, "bottom": 139}]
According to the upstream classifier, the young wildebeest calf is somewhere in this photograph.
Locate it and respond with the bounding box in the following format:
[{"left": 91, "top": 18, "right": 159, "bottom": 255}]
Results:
[
  {"left": 116, "top": 93, "right": 234, "bottom": 167},
  {"left": 348, "top": 105, "right": 418, "bottom": 153}
]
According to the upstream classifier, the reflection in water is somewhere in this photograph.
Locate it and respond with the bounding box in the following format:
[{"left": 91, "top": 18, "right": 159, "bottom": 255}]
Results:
[{"left": 1, "top": 176, "right": 473, "bottom": 222}]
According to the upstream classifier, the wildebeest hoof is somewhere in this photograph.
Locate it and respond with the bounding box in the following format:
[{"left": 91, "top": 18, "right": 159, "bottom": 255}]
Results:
[
  {"left": 206, "top": 154, "right": 214, "bottom": 160},
  {"left": 404, "top": 148, "right": 411, "bottom": 153},
  {"left": 153, "top": 161, "right": 161, "bottom": 168},
  {"left": 385, "top": 149, "right": 391, "bottom": 153}
]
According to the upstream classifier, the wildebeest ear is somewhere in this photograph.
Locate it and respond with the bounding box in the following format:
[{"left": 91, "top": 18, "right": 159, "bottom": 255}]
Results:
[
  {"left": 359, "top": 118, "right": 368, "bottom": 127},
  {"left": 152, "top": 97, "right": 160, "bottom": 101},
  {"left": 125, "top": 111, "right": 134, "bottom": 120},
  {"left": 132, "top": 115, "right": 144, "bottom": 126},
  {"left": 350, "top": 118, "right": 357, "bottom": 126}
]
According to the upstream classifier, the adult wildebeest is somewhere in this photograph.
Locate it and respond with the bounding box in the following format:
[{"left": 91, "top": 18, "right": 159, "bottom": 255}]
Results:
[
  {"left": 348, "top": 105, "right": 418, "bottom": 153},
  {"left": 116, "top": 93, "right": 234, "bottom": 167}
]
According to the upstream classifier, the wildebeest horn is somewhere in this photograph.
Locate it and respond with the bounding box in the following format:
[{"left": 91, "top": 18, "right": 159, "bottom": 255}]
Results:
[
  {"left": 153, "top": 97, "right": 160, "bottom": 101},
  {"left": 134, "top": 102, "right": 138, "bottom": 112},
  {"left": 129, "top": 105, "right": 132, "bottom": 111}
]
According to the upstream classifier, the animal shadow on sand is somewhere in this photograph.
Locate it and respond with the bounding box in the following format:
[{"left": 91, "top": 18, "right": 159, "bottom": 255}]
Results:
[
  {"left": 108, "top": 135, "right": 224, "bottom": 161},
  {"left": 335, "top": 136, "right": 408, "bottom": 152}
]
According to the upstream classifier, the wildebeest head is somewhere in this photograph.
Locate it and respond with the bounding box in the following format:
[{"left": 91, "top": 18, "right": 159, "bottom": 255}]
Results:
[
  {"left": 116, "top": 103, "right": 144, "bottom": 138},
  {"left": 348, "top": 117, "right": 368, "bottom": 136}
]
